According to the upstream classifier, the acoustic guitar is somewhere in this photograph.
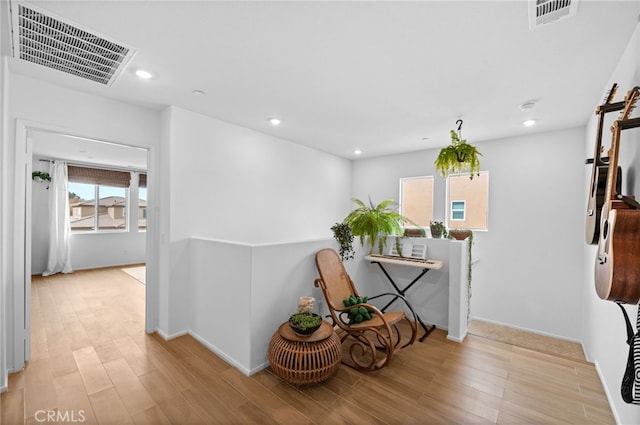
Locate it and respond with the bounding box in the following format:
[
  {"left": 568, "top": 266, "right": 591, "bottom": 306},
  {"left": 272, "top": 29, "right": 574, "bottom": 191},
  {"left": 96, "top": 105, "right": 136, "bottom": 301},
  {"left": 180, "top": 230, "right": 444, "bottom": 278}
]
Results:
[
  {"left": 585, "top": 83, "right": 625, "bottom": 245},
  {"left": 595, "top": 86, "right": 640, "bottom": 303}
]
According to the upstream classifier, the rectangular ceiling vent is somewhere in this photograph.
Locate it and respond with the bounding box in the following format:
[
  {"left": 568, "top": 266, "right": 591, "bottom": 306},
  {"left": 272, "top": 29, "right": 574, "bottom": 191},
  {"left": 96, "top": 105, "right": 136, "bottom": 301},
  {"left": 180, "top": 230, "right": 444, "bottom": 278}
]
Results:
[
  {"left": 10, "top": 2, "right": 136, "bottom": 86},
  {"left": 529, "top": 0, "right": 579, "bottom": 30}
]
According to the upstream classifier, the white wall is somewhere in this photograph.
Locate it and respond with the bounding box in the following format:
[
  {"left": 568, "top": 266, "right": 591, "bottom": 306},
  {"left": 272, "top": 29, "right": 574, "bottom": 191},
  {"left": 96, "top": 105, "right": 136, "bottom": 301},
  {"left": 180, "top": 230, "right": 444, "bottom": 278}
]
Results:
[
  {"left": 352, "top": 127, "right": 585, "bottom": 342},
  {"left": 160, "top": 106, "right": 352, "bottom": 337},
  {"left": 188, "top": 237, "right": 336, "bottom": 374},
  {"left": 582, "top": 23, "right": 640, "bottom": 425}
]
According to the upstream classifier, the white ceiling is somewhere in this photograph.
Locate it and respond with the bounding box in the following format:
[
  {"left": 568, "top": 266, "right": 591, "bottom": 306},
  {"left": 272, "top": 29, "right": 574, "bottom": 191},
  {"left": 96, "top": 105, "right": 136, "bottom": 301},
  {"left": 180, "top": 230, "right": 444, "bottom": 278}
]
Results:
[{"left": 5, "top": 1, "right": 640, "bottom": 161}]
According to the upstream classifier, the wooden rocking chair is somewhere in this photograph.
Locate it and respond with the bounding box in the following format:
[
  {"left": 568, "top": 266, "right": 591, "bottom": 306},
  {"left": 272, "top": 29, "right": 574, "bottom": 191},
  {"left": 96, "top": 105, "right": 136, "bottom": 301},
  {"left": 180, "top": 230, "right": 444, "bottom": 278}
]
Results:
[{"left": 314, "top": 248, "right": 418, "bottom": 371}]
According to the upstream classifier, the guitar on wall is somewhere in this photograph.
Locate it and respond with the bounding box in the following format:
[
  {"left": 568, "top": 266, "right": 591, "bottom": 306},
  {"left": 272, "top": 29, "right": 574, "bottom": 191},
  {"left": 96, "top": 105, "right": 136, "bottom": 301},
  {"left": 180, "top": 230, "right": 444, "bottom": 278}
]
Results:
[
  {"left": 585, "top": 83, "right": 625, "bottom": 245},
  {"left": 595, "top": 86, "right": 640, "bottom": 303}
]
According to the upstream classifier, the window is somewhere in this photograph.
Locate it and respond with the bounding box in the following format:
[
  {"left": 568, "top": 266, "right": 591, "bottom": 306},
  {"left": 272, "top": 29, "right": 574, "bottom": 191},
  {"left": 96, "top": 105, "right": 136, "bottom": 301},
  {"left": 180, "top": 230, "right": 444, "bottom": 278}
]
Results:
[
  {"left": 447, "top": 171, "right": 489, "bottom": 230},
  {"left": 399, "top": 176, "right": 434, "bottom": 227},
  {"left": 138, "top": 173, "right": 147, "bottom": 231},
  {"left": 451, "top": 201, "right": 466, "bottom": 221},
  {"left": 68, "top": 166, "right": 131, "bottom": 233}
]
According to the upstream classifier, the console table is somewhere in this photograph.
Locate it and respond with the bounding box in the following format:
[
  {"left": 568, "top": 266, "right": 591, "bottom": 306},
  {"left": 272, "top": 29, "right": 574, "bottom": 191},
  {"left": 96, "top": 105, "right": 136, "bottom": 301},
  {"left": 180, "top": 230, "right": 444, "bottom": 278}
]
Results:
[{"left": 365, "top": 254, "right": 444, "bottom": 342}]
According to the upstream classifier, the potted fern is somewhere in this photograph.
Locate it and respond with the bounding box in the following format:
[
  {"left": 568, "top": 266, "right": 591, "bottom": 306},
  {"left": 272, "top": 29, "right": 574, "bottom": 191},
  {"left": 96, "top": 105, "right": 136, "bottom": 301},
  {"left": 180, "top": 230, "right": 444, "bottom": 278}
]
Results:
[
  {"left": 435, "top": 129, "right": 482, "bottom": 180},
  {"left": 343, "top": 197, "right": 411, "bottom": 255}
]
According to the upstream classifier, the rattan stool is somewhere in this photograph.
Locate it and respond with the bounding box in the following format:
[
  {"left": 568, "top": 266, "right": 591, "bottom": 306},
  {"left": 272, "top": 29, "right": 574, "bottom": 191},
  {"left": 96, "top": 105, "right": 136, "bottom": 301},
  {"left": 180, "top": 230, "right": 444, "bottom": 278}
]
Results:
[{"left": 268, "top": 321, "right": 342, "bottom": 385}]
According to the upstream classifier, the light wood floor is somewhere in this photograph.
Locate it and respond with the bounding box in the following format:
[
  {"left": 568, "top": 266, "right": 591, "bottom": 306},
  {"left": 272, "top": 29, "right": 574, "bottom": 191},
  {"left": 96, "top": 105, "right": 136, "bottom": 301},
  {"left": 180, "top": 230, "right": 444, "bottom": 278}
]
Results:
[{"left": 1, "top": 268, "right": 614, "bottom": 424}]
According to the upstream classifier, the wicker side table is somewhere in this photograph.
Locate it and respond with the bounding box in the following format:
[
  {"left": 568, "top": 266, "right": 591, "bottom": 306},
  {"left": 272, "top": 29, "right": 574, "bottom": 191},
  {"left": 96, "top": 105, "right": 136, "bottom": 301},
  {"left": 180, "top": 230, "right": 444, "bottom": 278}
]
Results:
[{"left": 268, "top": 321, "right": 342, "bottom": 385}]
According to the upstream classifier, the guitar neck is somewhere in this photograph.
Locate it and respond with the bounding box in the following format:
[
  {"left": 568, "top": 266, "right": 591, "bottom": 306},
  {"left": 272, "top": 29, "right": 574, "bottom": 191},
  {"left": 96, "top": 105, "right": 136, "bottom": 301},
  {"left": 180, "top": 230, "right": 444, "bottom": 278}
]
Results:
[
  {"left": 593, "top": 100, "right": 626, "bottom": 165},
  {"left": 605, "top": 87, "right": 640, "bottom": 201},
  {"left": 604, "top": 123, "right": 622, "bottom": 202}
]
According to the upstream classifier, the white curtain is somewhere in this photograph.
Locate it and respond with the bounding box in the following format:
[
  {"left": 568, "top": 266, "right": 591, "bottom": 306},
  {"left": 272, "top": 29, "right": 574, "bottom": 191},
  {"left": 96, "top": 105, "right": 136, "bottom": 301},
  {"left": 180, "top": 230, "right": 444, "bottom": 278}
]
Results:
[{"left": 43, "top": 161, "right": 73, "bottom": 276}]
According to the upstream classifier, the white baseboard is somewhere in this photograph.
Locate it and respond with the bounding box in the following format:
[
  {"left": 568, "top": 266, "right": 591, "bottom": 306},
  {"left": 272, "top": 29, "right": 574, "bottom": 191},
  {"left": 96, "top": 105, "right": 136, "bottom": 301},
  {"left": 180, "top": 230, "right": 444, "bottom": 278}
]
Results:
[
  {"left": 153, "top": 328, "right": 266, "bottom": 377},
  {"left": 594, "top": 360, "right": 621, "bottom": 425},
  {"left": 446, "top": 329, "right": 467, "bottom": 343},
  {"left": 155, "top": 328, "right": 188, "bottom": 341},
  {"left": 188, "top": 330, "right": 252, "bottom": 377},
  {"left": 470, "top": 316, "right": 583, "bottom": 345}
]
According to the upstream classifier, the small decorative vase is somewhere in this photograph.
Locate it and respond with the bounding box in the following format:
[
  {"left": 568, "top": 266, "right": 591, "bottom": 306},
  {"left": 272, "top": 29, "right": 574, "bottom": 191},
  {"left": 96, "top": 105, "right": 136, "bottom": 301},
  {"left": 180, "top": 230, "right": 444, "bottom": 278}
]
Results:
[{"left": 297, "top": 297, "right": 315, "bottom": 314}]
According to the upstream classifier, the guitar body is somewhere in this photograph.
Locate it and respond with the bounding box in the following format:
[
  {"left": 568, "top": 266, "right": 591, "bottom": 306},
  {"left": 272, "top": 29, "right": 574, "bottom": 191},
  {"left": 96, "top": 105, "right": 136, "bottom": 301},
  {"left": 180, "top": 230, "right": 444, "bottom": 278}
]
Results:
[
  {"left": 595, "top": 206, "right": 640, "bottom": 303},
  {"left": 585, "top": 165, "right": 622, "bottom": 244}
]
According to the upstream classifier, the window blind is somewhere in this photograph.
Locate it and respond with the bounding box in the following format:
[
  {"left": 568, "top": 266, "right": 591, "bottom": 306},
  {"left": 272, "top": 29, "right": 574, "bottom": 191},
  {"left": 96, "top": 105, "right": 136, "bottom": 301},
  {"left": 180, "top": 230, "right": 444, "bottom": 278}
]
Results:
[
  {"left": 138, "top": 173, "right": 147, "bottom": 188},
  {"left": 67, "top": 165, "right": 131, "bottom": 187}
]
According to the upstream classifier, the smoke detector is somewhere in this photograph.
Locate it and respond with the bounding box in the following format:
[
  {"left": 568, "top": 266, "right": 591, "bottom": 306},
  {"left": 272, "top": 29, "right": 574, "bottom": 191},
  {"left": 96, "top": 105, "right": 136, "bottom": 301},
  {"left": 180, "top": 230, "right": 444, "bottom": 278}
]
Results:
[
  {"left": 9, "top": 2, "right": 136, "bottom": 86},
  {"left": 529, "top": 0, "right": 579, "bottom": 29}
]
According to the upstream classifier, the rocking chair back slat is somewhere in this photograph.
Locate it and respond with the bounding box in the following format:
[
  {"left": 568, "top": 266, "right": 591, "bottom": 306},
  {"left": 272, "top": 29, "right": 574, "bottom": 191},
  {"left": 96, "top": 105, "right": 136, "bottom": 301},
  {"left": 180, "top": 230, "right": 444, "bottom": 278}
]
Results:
[{"left": 315, "top": 248, "right": 358, "bottom": 310}]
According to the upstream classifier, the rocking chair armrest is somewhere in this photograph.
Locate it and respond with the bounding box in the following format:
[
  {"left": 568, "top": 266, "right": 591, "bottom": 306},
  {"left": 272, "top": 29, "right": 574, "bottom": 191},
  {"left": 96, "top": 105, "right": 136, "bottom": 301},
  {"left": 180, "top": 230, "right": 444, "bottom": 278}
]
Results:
[{"left": 368, "top": 292, "right": 419, "bottom": 323}]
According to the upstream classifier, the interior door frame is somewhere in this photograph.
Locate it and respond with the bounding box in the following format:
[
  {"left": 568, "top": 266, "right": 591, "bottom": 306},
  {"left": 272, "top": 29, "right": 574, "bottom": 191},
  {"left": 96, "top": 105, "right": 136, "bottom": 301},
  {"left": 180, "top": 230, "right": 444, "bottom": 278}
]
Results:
[{"left": 11, "top": 118, "right": 159, "bottom": 370}]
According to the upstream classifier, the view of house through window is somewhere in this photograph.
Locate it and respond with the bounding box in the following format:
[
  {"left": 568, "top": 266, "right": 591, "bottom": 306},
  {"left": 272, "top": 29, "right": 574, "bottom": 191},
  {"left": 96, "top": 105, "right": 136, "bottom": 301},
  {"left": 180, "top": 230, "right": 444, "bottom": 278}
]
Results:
[
  {"left": 399, "top": 176, "right": 434, "bottom": 227},
  {"left": 139, "top": 187, "right": 147, "bottom": 230},
  {"left": 447, "top": 172, "right": 489, "bottom": 230},
  {"left": 68, "top": 167, "right": 147, "bottom": 233},
  {"left": 69, "top": 183, "right": 129, "bottom": 231}
]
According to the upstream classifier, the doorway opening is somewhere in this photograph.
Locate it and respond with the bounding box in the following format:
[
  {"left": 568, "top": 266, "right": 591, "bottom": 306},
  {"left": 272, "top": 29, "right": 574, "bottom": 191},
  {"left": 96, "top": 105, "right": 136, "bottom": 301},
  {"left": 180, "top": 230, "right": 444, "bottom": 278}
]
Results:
[{"left": 15, "top": 124, "right": 156, "bottom": 366}]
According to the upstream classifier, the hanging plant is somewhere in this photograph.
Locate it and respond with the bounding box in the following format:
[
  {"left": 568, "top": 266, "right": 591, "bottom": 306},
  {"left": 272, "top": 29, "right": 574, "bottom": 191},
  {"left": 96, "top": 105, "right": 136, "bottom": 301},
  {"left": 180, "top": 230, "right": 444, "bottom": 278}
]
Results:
[
  {"left": 32, "top": 171, "right": 51, "bottom": 189},
  {"left": 435, "top": 122, "right": 482, "bottom": 180},
  {"left": 32, "top": 171, "right": 51, "bottom": 183},
  {"left": 331, "top": 222, "right": 355, "bottom": 261}
]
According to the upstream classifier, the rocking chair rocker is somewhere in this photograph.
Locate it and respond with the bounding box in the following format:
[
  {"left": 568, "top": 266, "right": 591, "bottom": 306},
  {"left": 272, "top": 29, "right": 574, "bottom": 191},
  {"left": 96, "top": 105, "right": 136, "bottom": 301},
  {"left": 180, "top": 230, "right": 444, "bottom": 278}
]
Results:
[{"left": 314, "top": 248, "right": 418, "bottom": 371}]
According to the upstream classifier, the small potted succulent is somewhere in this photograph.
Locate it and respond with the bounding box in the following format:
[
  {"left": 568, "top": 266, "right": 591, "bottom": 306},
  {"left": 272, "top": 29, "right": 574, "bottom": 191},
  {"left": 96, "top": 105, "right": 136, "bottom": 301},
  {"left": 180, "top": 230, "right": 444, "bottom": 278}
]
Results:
[
  {"left": 288, "top": 312, "right": 322, "bottom": 336},
  {"left": 429, "top": 221, "right": 447, "bottom": 238},
  {"left": 288, "top": 296, "right": 322, "bottom": 336}
]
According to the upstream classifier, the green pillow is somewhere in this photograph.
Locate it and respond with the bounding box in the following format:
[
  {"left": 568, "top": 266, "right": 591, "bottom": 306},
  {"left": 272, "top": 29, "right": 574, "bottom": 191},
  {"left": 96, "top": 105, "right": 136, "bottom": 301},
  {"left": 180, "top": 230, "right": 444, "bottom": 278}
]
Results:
[{"left": 342, "top": 295, "right": 373, "bottom": 323}]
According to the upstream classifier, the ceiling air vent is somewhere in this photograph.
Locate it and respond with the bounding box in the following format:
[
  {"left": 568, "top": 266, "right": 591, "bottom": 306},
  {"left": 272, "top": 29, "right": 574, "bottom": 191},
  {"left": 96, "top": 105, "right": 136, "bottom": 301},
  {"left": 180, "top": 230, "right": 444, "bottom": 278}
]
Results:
[
  {"left": 529, "top": 0, "right": 579, "bottom": 30},
  {"left": 10, "top": 2, "right": 136, "bottom": 85}
]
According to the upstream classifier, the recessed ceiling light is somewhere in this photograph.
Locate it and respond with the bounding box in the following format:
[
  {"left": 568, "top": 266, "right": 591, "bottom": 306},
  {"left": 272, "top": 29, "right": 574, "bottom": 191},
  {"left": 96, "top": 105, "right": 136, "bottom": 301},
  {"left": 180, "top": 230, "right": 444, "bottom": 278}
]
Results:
[
  {"left": 353, "top": 149, "right": 362, "bottom": 155},
  {"left": 268, "top": 118, "right": 281, "bottom": 126},
  {"left": 523, "top": 119, "right": 537, "bottom": 127},
  {"left": 192, "top": 89, "right": 206, "bottom": 96},
  {"left": 135, "top": 69, "right": 153, "bottom": 80}
]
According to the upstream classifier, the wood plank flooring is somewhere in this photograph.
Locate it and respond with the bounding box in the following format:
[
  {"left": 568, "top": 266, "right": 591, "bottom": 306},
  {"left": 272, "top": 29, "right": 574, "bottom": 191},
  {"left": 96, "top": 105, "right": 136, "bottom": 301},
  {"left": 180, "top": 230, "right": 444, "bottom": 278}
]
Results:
[{"left": 1, "top": 268, "right": 614, "bottom": 424}]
